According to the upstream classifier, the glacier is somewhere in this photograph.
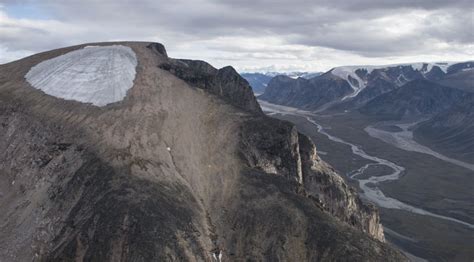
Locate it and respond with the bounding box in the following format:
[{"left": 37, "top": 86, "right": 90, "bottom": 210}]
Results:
[{"left": 25, "top": 45, "right": 137, "bottom": 106}]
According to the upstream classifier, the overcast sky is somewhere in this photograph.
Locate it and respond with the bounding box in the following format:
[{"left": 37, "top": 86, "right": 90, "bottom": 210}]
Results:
[{"left": 1, "top": 0, "right": 473, "bottom": 72}]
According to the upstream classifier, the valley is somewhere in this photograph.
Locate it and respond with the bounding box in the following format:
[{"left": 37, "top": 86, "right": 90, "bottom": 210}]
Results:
[
  {"left": 259, "top": 100, "right": 474, "bottom": 261},
  {"left": 2, "top": 1, "right": 472, "bottom": 261},
  {"left": 365, "top": 122, "right": 474, "bottom": 172}
]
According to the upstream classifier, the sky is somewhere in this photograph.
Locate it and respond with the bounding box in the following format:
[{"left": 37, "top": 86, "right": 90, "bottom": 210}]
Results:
[{"left": 0, "top": 0, "right": 473, "bottom": 72}]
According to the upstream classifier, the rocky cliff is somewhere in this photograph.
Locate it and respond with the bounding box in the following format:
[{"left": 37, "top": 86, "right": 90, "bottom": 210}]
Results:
[
  {"left": 297, "top": 134, "right": 385, "bottom": 240},
  {"left": 239, "top": 118, "right": 385, "bottom": 241},
  {"left": 158, "top": 56, "right": 262, "bottom": 114},
  {"left": 0, "top": 42, "right": 403, "bottom": 261}
]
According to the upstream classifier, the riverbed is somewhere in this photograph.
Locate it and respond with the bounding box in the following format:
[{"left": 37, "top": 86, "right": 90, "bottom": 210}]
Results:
[{"left": 259, "top": 100, "right": 474, "bottom": 229}]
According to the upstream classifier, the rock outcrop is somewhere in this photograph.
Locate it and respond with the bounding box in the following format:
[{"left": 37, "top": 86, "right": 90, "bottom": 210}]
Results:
[
  {"left": 239, "top": 117, "right": 385, "bottom": 241},
  {"left": 158, "top": 58, "right": 262, "bottom": 114},
  {"left": 297, "top": 134, "right": 385, "bottom": 240},
  {"left": 0, "top": 42, "right": 404, "bottom": 261}
]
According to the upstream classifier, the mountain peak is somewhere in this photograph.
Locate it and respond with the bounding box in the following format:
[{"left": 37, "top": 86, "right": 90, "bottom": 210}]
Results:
[{"left": 146, "top": 42, "right": 168, "bottom": 57}]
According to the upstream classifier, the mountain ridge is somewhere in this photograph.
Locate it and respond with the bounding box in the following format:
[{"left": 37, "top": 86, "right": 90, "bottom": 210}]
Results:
[
  {"left": 241, "top": 72, "right": 323, "bottom": 94},
  {"left": 260, "top": 61, "right": 474, "bottom": 111},
  {"left": 0, "top": 42, "right": 404, "bottom": 261},
  {"left": 359, "top": 79, "right": 470, "bottom": 120}
]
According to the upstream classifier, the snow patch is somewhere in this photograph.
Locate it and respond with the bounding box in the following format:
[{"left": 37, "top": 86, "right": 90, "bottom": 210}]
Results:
[
  {"left": 430, "top": 62, "right": 452, "bottom": 73},
  {"left": 331, "top": 66, "right": 367, "bottom": 100},
  {"left": 25, "top": 45, "right": 137, "bottom": 106}
]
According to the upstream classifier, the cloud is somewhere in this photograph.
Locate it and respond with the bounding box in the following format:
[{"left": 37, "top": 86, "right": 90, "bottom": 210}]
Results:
[{"left": 0, "top": 0, "right": 472, "bottom": 71}]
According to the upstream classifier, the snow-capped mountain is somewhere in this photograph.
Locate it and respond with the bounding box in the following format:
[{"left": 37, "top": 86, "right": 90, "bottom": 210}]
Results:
[
  {"left": 329, "top": 62, "right": 473, "bottom": 100},
  {"left": 260, "top": 61, "right": 474, "bottom": 111}
]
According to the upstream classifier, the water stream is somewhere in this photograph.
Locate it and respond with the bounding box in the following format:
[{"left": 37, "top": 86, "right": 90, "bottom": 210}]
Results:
[{"left": 259, "top": 100, "right": 474, "bottom": 229}]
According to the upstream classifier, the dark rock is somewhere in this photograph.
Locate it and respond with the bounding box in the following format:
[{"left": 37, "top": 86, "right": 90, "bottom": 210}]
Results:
[
  {"left": 159, "top": 59, "right": 262, "bottom": 114},
  {"left": 146, "top": 43, "right": 168, "bottom": 57}
]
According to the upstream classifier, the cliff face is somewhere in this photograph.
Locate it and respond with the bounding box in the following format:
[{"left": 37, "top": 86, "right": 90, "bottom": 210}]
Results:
[
  {"left": 297, "top": 134, "right": 385, "bottom": 241},
  {"left": 239, "top": 117, "right": 385, "bottom": 241},
  {"left": 158, "top": 58, "right": 262, "bottom": 114},
  {"left": 0, "top": 42, "right": 403, "bottom": 261}
]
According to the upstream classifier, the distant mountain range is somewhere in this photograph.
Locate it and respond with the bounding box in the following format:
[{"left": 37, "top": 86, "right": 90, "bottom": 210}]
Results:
[
  {"left": 260, "top": 61, "right": 474, "bottom": 110},
  {"left": 241, "top": 71, "right": 322, "bottom": 94},
  {"left": 359, "top": 79, "right": 469, "bottom": 119},
  {"left": 259, "top": 73, "right": 352, "bottom": 110},
  {"left": 258, "top": 60, "right": 474, "bottom": 167}
]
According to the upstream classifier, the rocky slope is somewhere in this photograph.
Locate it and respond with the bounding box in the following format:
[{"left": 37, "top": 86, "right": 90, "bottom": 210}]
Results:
[
  {"left": 413, "top": 96, "right": 474, "bottom": 164},
  {"left": 158, "top": 56, "right": 262, "bottom": 114},
  {"left": 359, "top": 79, "right": 469, "bottom": 120},
  {"left": 0, "top": 42, "right": 404, "bottom": 261}
]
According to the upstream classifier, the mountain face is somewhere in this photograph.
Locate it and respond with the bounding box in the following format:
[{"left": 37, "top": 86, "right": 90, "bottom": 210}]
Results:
[
  {"left": 158, "top": 58, "right": 262, "bottom": 114},
  {"left": 413, "top": 96, "right": 474, "bottom": 164},
  {"left": 331, "top": 77, "right": 398, "bottom": 111},
  {"left": 241, "top": 72, "right": 322, "bottom": 94},
  {"left": 359, "top": 79, "right": 470, "bottom": 120},
  {"left": 260, "top": 61, "right": 473, "bottom": 111},
  {"left": 239, "top": 73, "right": 273, "bottom": 94},
  {"left": 259, "top": 73, "right": 353, "bottom": 110},
  {"left": 0, "top": 42, "right": 404, "bottom": 261},
  {"left": 436, "top": 67, "right": 474, "bottom": 93}
]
